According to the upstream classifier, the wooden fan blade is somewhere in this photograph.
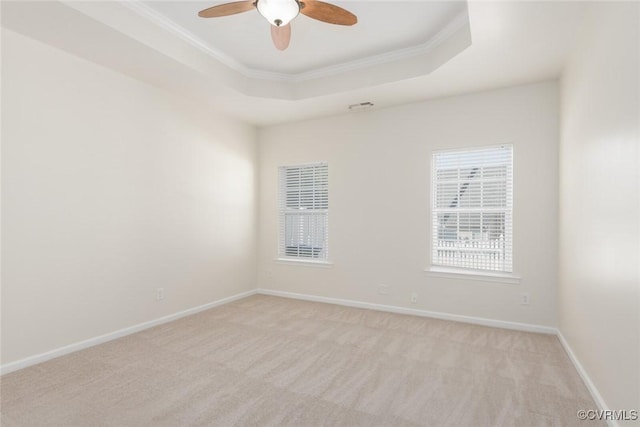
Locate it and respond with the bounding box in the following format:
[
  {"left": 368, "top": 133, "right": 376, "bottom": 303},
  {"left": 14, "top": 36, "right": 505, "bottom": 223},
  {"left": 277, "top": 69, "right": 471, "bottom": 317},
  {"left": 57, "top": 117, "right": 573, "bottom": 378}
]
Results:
[
  {"left": 198, "top": 1, "right": 255, "bottom": 18},
  {"left": 300, "top": 1, "right": 357, "bottom": 26},
  {"left": 271, "top": 23, "right": 291, "bottom": 50}
]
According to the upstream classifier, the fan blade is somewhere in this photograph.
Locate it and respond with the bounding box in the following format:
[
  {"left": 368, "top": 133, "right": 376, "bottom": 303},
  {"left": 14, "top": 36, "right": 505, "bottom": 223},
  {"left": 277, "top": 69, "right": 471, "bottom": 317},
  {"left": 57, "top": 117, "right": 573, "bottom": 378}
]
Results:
[
  {"left": 198, "top": 1, "right": 255, "bottom": 18},
  {"left": 300, "top": 1, "right": 357, "bottom": 26},
  {"left": 271, "top": 23, "right": 291, "bottom": 50}
]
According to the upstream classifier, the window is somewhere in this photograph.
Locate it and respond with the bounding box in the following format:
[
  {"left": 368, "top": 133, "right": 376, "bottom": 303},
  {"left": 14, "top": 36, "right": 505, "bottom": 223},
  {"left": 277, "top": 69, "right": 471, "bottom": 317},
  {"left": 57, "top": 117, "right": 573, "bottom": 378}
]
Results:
[
  {"left": 278, "top": 162, "right": 329, "bottom": 261},
  {"left": 432, "top": 145, "right": 513, "bottom": 272}
]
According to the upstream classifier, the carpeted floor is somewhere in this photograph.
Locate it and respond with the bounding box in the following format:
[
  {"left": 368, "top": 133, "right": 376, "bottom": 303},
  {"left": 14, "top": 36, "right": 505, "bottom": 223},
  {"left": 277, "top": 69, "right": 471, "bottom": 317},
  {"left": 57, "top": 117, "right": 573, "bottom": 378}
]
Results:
[{"left": 0, "top": 295, "right": 600, "bottom": 426}]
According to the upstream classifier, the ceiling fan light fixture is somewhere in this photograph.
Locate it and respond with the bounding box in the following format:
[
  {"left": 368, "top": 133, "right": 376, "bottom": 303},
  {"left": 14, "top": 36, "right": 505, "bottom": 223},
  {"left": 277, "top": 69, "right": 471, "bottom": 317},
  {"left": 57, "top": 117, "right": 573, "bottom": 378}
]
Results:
[{"left": 256, "top": 0, "right": 300, "bottom": 26}]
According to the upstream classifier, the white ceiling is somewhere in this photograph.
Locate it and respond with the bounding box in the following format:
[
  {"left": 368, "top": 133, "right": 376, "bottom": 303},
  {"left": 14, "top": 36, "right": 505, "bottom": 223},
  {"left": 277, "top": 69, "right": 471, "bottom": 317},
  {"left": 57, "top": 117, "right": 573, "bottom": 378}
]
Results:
[
  {"left": 1, "top": 1, "right": 587, "bottom": 126},
  {"left": 141, "top": 1, "right": 466, "bottom": 74}
]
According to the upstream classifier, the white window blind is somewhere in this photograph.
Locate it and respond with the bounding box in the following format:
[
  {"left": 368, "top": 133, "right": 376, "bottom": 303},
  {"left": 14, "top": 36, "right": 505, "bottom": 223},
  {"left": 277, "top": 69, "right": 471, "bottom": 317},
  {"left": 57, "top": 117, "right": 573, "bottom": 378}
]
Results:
[
  {"left": 432, "top": 146, "right": 513, "bottom": 272},
  {"left": 278, "top": 163, "right": 329, "bottom": 260}
]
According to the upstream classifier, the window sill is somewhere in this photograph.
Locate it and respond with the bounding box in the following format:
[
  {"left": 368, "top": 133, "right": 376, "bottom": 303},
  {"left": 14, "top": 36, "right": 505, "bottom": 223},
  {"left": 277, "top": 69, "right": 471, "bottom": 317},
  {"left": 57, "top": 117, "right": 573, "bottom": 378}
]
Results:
[
  {"left": 424, "top": 267, "right": 521, "bottom": 285},
  {"left": 275, "top": 258, "right": 333, "bottom": 268}
]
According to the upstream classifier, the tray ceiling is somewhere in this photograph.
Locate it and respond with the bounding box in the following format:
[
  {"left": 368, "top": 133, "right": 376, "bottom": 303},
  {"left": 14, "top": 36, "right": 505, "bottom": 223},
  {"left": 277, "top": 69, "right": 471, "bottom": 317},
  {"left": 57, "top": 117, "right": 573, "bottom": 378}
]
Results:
[
  {"left": 139, "top": 1, "right": 467, "bottom": 75},
  {"left": 1, "top": 1, "right": 587, "bottom": 125}
]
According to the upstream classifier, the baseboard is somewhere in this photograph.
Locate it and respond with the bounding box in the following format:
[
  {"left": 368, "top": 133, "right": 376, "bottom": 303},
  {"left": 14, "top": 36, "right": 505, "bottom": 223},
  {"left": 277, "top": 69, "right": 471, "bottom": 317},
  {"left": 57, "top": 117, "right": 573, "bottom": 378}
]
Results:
[
  {"left": 556, "top": 330, "right": 617, "bottom": 427},
  {"left": 3, "top": 286, "right": 612, "bottom": 426},
  {"left": 257, "top": 288, "right": 556, "bottom": 334},
  {"left": 258, "top": 289, "right": 618, "bottom": 422},
  {"left": 0, "top": 289, "right": 258, "bottom": 376}
]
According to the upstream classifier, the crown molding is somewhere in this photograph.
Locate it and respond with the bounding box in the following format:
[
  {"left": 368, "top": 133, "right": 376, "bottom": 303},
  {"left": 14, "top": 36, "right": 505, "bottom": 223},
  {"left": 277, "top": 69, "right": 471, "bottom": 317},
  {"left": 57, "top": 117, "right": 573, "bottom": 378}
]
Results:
[
  {"left": 122, "top": 1, "right": 469, "bottom": 83},
  {"left": 120, "top": 1, "right": 292, "bottom": 82},
  {"left": 291, "top": 10, "right": 469, "bottom": 82}
]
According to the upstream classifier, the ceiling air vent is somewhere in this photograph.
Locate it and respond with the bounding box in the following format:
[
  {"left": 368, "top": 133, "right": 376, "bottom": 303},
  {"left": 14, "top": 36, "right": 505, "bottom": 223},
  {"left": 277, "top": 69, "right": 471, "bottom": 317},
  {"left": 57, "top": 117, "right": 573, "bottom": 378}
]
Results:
[{"left": 348, "top": 102, "right": 374, "bottom": 112}]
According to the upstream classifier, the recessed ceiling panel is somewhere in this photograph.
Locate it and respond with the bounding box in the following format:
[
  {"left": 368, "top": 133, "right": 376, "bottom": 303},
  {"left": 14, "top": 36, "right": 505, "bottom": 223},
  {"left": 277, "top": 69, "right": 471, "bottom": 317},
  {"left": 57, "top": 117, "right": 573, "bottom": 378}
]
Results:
[
  {"left": 142, "top": 1, "right": 467, "bottom": 74},
  {"left": 2, "top": 0, "right": 586, "bottom": 125}
]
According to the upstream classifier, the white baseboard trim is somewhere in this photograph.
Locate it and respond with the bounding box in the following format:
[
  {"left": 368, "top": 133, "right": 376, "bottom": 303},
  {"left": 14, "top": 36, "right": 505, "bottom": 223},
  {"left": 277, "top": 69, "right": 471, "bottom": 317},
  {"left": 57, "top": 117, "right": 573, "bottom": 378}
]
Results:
[
  {"left": 3, "top": 286, "right": 612, "bottom": 426},
  {"left": 256, "top": 288, "right": 556, "bottom": 334},
  {"left": 259, "top": 289, "right": 617, "bottom": 422},
  {"left": 0, "top": 289, "right": 258, "bottom": 376},
  {"left": 556, "top": 330, "right": 617, "bottom": 427}
]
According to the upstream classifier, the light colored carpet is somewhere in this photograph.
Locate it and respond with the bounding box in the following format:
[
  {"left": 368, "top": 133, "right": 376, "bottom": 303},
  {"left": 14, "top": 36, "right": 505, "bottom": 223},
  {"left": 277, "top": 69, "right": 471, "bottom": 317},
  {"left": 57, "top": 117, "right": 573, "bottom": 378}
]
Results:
[{"left": 1, "top": 295, "right": 600, "bottom": 426}]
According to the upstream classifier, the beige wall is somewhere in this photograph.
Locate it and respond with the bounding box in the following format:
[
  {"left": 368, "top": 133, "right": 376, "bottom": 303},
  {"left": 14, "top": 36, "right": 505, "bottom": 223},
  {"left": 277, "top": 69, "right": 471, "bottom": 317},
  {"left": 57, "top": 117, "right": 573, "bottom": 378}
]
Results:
[
  {"left": 559, "top": 2, "right": 640, "bottom": 415},
  {"left": 258, "top": 81, "right": 559, "bottom": 328},
  {"left": 1, "top": 30, "right": 257, "bottom": 364},
  {"left": 2, "top": 4, "right": 637, "bottom": 412}
]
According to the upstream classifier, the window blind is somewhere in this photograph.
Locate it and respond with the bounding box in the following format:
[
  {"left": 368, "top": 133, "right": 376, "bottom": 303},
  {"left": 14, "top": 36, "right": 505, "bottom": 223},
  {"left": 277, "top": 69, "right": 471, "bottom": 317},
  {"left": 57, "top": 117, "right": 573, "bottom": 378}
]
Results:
[
  {"left": 432, "top": 146, "right": 513, "bottom": 272},
  {"left": 278, "top": 163, "right": 329, "bottom": 260}
]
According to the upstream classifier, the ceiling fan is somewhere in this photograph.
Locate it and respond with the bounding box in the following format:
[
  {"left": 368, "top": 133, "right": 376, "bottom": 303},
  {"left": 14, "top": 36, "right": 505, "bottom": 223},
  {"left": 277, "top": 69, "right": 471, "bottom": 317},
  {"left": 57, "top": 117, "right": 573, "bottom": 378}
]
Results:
[{"left": 198, "top": 0, "right": 357, "bottom": 51}]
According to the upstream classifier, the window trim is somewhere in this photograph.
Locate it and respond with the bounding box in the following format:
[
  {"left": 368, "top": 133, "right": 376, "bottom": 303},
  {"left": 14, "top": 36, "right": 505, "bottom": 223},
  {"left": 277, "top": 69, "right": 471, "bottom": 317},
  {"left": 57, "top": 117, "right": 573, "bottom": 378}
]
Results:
[
  {"left": 429, "top": 144, "right": 514, "bottom": 274},
  {"left": 274, "top": 258, "right": 334, "bottom": 268},
  {"left": 424, "top": 266, "right": 521, "bottom": 285}
]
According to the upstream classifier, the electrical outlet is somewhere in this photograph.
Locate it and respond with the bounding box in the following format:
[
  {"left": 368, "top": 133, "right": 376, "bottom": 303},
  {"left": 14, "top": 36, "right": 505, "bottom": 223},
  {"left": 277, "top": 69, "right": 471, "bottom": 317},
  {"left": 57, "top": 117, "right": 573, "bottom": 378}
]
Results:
[
  {"left": 156, "top": 288, "right": 165, "bottom": 301},
  {"left": 410, "top": 293, "right": 418, "bottom": 304},
  {"left": 521, "top": 293, "right": 530, "bottom": 305},
  {"left": 378, "top": 284, "right": 389, "bottom": 295}
]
